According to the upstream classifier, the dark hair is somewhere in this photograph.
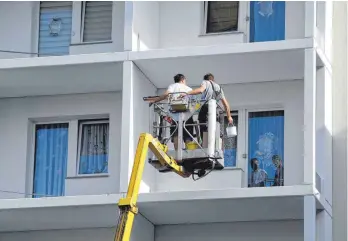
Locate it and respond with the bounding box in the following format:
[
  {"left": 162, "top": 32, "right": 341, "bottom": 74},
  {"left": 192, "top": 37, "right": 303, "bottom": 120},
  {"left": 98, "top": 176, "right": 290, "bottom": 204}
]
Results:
[
  {"left": 174, "top": 74, "right": 185, "bottom": 83},
  {"left": 250, "top": 158, "right": 258, "bottom": 169},
  {"left": 203, "top": 73, "right": 214, "bottom": 81},
  {"left": 272, "top": 155, "right": 281, "bottom": 161}
]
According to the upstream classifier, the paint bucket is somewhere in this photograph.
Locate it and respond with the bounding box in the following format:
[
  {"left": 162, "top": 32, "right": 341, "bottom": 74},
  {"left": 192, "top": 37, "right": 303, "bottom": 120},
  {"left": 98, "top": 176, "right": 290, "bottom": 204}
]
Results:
[
  {"left": 186, "top": 141, "right": 198, "bottom": 150},
  {"left": 226, "top": 124, "right": 237, "bottom": 137}
]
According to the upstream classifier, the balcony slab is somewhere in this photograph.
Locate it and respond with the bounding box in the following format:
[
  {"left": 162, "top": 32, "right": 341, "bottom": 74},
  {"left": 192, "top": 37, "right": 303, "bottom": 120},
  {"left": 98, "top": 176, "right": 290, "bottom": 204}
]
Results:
[{"left": 0, "top": 185, "right": 317, "bottom": 232}]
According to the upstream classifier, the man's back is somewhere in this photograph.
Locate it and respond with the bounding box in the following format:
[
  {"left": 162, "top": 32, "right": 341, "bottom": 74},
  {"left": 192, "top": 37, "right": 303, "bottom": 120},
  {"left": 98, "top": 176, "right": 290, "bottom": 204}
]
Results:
[
  {"left": 201, "top": 80, "right": 224, "bottom": 101},
  {"left": 167, "top": 83, "right": 192, "bottom": 100}
]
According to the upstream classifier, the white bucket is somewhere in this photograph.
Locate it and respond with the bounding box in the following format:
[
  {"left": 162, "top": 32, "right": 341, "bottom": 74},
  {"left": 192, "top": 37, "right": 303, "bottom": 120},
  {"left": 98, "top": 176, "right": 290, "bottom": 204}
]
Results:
[{"left": 226, "top": 124, "right": 237, "bottom": 137}]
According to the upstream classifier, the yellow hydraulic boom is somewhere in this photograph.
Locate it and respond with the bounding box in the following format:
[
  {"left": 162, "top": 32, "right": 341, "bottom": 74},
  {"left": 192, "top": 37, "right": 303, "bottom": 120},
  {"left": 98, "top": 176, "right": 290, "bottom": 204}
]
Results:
[{"left": 114, "top": 133, "right": 189, "bottom": 241}]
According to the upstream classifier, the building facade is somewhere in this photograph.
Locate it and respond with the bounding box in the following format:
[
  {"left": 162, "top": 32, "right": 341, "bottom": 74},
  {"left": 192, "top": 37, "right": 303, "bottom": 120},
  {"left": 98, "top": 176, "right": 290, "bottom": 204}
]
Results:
[{"left": 0, "top": 1, "right": 335, "bottom": 241}]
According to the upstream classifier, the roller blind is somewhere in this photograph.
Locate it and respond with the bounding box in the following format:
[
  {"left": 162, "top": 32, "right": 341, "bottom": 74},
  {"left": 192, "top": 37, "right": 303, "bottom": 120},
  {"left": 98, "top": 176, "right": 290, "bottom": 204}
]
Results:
[
  {"left": 82, "top": 1, "right": 113, "bottom": 42},
  {"left": 206, "top": 1, "right": 239, "bottom": 33}
]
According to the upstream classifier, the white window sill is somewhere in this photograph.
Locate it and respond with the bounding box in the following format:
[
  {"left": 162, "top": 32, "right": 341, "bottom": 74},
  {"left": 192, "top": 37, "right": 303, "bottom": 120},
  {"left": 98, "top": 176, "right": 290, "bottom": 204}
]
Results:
[
  {"left": 70, "top": 40, "right": 113, "bottom": 46},
  {"left": 199, "top": 31, "right": 244, "bottom": 37},
  {"left": 222, "top": 166, "right": 244, "bottom": 171},
  {"left": 66, "top": 173, "right": 109, "bottom": 179}
]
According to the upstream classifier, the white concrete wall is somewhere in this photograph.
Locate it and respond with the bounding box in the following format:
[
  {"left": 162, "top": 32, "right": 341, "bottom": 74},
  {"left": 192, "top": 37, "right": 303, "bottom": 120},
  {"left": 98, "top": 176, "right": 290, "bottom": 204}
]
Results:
[
  {"left": 158, "top": 1, "right": 244, "bottom": 49},
  {"left": 316, "top": 1, "right": 333, "bottom": 62},
  {"left": 0, "top": 229, "right": 116, "bottom": 241},
  {"left": 0, "top": 215, "right": 154, "bottom": 241},
  {"left": 155, "top": 169, "right": 244, "bottom": 192},
  {"left": 132, "top": 2, "right": 160, "bottom": 50},
  {"left": 156, "top": 220, "right": 304, "bottom": 241},
  {"left": 316, "top": 66, "right": 332, "bottom": 206},
  {"left": 0, "top": 220, "right": 303, "bottom": 241},
  {"left": 0, "top": 2, "right": 124, "bottom": 59},
  {"left": 332, "top": 2, "right": 348, "bottom": 240},
  {"left": 0, "top": 92, "right": 122, "bottom": 199},
  {"left": 0, "top": 1, "right": 307, "bottom": 55},
  {"left": 0, "top": 2, "right": 36, "bottom": 59},
  {"left": 154, "top": 80, "right": 304, "bottom": 192},
  {"left": 132, "top": 64, "right": 157, "bottom": 193},
  {"left": 158, "top": 1, "right": 305, "bottom": 49},
  {"left": 285, "top": 1, "right": 305, "bottom": 40}
]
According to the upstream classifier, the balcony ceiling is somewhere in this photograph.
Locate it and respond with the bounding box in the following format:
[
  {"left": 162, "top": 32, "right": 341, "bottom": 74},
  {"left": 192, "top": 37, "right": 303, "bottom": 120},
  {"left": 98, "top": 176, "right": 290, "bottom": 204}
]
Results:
[
  {"left": 0, "top": 185, "right": 316, "bottom": 232},
  {"left": 0, "top": 53, "right": 126, "bottom": 98},
  {"left": 130, "top": 39, "right": 313, "bottom": 88}
]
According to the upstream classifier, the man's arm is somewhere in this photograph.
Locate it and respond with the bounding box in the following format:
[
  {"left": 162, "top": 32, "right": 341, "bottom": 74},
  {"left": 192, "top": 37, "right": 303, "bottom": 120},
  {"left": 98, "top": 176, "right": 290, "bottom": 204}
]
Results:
[
  {"left": 187, "top": 85, "right": 206, "bottom": 95},
  {"left": 147, "top": 90, "right": 170, "bottom": 103},
  {"left": 221, "top": 97, "right": 233, "bottom": 124}
]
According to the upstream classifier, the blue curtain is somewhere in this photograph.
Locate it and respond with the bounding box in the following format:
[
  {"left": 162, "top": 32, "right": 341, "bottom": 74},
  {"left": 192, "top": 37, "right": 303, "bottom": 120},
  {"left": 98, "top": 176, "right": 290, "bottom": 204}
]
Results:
[
  {"left": 250, "top": 1, "right": 285, "bottom": 42},
  {"left": 224, "top": 149, "right": 237, "bottom": 167},
  {"left": 248, "top": 114, "right": 284, "bottom": 186},
  {"left": 78, "top": 123, "right": 109, "bottom": 174},
  {"left": 33, "top": 124, "right": 68, "bottom": 197},
  {"left": 39, "top": 3, "right": 73, "bottom": 56}
]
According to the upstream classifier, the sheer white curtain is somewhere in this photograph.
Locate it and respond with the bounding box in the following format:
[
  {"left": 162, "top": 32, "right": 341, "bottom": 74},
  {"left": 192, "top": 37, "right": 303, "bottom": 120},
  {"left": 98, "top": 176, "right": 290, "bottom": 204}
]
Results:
[{"left": 78, "top": 122, "right": 109, "bottom": 174}]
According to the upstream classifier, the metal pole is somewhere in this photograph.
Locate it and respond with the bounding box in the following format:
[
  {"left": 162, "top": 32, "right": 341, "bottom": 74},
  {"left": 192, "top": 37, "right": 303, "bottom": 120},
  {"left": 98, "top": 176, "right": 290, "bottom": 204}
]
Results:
[
  {"left": 177, "top": 113, "right": 183, "bottom": 161},
  {"left": 208, "top": 99, "right": 216, "bottom": 157}
]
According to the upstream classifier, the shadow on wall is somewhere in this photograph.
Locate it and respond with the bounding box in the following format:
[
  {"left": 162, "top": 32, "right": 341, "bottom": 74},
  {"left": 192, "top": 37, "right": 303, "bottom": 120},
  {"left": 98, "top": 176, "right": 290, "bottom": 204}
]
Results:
[{"left": 132, "top": 64, "right": 157, "bottom": 193}]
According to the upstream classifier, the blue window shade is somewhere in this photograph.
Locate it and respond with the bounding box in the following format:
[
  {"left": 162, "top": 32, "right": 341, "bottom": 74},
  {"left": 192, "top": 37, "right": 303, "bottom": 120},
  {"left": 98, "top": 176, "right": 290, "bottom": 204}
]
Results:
[
  {"left": 38, "top": 2, "right": 72, "bottom": 56},
  {"left": 223, "top": 114, "right": 238, "bottom": 167},
  {"left": 78, "top": 122, "right": 109, "bottom": 175},
  {"left": 33, "top": 124, "right": 69, "bottom": 198},
  {"left": 250, "top": 1, "right": 285, "bottom": 42},
  {"left": 248, "top": 111, "right": 284, "bottom": 187}
]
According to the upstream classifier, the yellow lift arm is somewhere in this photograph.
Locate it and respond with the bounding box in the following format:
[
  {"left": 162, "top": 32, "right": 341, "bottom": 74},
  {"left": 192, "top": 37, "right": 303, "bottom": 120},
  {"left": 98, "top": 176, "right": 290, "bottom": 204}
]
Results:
[{"left": 114, "top": 133, "right": 189, "bottom": 241}]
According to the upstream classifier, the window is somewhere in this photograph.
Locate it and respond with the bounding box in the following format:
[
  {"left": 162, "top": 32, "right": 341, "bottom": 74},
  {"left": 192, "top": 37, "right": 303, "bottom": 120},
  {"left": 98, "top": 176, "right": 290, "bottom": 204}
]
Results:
[
  {"left": 77, "top": 120, "right": 109, "bottom": 175},
  {"left": 38, "top": 1, "right": 73, "bottom": 56},
  {"left": 223, "top": 111, "right": 238, "bottom": 167},
  {"left": 249, "top": 1, "right": 285, "bottom": 42},
  {"left": 81, "top": 1, "right": 113, "bottom": 42},
  {"left": 33, "top": 123, "right": 69, "bottom": 197},
  {"left": 248, "top": 110, "right": 284, "bottom": 187},
  {"left": 204, "top": 1, "right": 239, "bottom": 34}
]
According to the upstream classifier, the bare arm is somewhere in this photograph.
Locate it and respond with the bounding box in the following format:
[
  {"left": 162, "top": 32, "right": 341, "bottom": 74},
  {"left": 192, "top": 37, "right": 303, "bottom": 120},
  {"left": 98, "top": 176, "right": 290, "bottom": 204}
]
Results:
[
  {"left": 149, "top": 90, "right": 170, "bottom": 103},
  {"left": 187, "top": 85, "right": 206, "bottom": 95},
  {"left": 221, "top": 97, "right": 233, "bottom": 124}
]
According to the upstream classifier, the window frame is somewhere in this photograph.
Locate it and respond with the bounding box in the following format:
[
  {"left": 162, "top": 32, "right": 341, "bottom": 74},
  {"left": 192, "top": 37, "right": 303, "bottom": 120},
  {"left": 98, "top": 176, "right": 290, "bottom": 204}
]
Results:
[
  {"left": 35, "top": 1, "right": 74, "bottom": 57},
  {"left": 80, "top": 1, "right": 87, "bottom": 43},
  {"left": 222, "top": 110, "right": 240, "bottom": 169},
  {"left": 245, "top": 108, "right": 285, "bottom": 187},
  {"left": 28, "top": 121, "right": 70, "bottom": 198},
  {"left": 79, "top": 1, "right": 113, "bottom": 44},
  {"left": 76, "top": 119, "right": 110, "bottom": 177},
  {"left": 202, "top": 1, "right": 246, "bottom": 35},
  {"left": 70, "top": 1, "right": 113, "bottom": 45},
  {"left": 27, "top": 117, "right": 110, "bottom": 197}
]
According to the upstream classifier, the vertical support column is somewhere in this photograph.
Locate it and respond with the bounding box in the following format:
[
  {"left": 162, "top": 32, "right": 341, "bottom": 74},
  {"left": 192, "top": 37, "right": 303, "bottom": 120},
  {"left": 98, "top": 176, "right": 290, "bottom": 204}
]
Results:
[
  {"left": 305, "top": 1, "right": 317, "bottom": 38},
  {"left": 304, "top": 196, "right": 316, "bottom": 241},
  {"left": 324, "top": 1, "right": 333, "bottom": 61},
  {"left": 120, "top": 61, "right": 134, "bottom": 193},
  {"left": 316, "top": 66, "right": 332, "bottom": 198},
  {"left": 332, "top": 2, "right": 348, "bottom": 241},
  {"left": 304, "top": 48, "right": 317, "bottom": 185},
  {"left": 124, "top": 1, "right": 133, "bottom": 51},
  {"left": 317, "top": 210, "right": 333, "bottom": 241}
]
